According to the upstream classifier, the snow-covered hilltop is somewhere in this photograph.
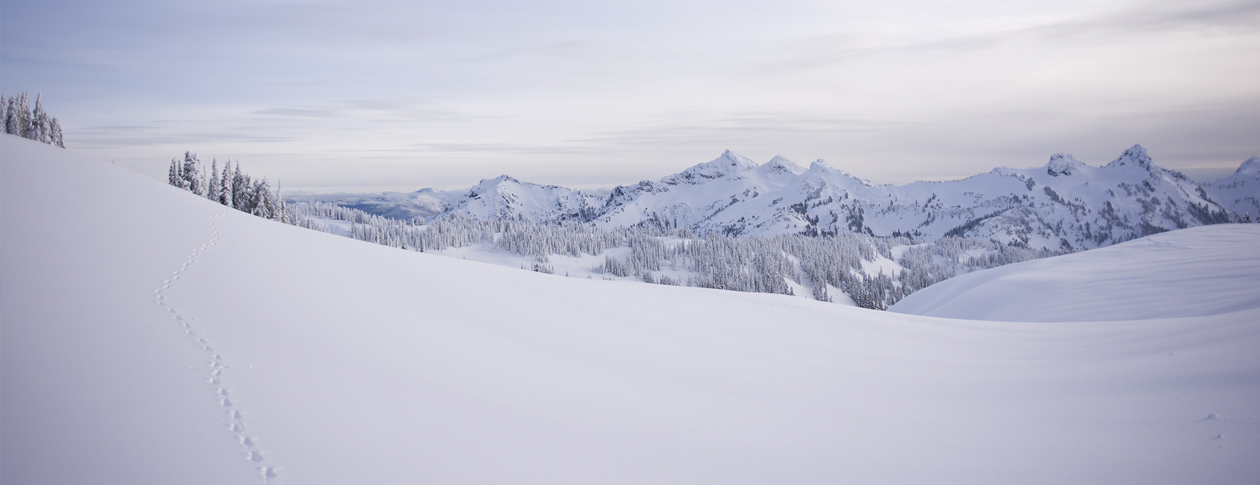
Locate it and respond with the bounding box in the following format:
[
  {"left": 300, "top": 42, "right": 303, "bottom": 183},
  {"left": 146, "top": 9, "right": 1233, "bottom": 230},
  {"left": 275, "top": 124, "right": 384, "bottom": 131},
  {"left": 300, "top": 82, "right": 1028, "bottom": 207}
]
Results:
[
  {"left": 299, "top": 145, "right": 1258, "bottom": 251},
  {"left": 889, "top": 224, "right": 1260, "bottom": 321}
]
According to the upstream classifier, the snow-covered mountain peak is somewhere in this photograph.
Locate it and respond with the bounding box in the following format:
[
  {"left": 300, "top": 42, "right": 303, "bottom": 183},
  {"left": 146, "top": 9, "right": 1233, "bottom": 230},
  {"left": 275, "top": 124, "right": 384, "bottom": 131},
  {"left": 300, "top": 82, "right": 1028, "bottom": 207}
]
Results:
[
  {"left": 1236, "top": 156, "right": 1260, "bottom": 175},
  {"left": 803, "top": 158, "right": 874, "bottom": 186},
  {"left": 1105, "top": 144, "right": 1153, "bottom": 170},
  {"left": 466, "top": 174, "right": 520, "bottom": 195},
  {"left": 1045, "top": 153, "right": 1087, "bottom": 176},
  {"left": 760, "top": 155, "right": 806, "bottom": 176},
  {"left": 445, "top": 173, "right": 600, "bottom": 224},
  {"left": 664, "top": 150, "right": 760, "bottom": 185}
]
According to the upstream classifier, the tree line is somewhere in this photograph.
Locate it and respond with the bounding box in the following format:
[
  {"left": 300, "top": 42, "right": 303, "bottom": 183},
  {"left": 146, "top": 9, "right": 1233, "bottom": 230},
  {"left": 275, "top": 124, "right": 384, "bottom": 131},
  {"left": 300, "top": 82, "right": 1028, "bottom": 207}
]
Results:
[
  {"left": 167, "top": 152, "right": 288, "bottom": 221},
  {"left": 284, "top": 201, "right": 1062, "bottom": 309},
  {"left": 2, "top": 92, "right": 64, "bottom": 147}
]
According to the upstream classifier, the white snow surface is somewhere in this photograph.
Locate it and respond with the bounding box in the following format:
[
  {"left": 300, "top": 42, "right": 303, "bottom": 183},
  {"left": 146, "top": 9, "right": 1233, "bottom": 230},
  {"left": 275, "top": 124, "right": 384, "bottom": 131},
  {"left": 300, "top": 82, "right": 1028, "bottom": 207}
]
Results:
[
  {"left": 888, "top": 224, "right": 1260, "bottom": 322},
  {"left": 4, "top": 135, "right": 1259, "bottom": 484}
]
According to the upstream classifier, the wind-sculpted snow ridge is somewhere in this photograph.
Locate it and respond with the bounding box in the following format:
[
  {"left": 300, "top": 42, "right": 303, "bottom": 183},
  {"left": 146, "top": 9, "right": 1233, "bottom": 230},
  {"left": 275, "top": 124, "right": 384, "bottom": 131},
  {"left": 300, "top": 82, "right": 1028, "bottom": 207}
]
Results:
[
  {"left": 4, "top": 135, "right": 1259, "bottom": 484},
  {"left": 155, "top": 213, "right": 280, "bottom": 483},
  {"left": 301, "top": 146, "right": 1258, "bottom": 251}
]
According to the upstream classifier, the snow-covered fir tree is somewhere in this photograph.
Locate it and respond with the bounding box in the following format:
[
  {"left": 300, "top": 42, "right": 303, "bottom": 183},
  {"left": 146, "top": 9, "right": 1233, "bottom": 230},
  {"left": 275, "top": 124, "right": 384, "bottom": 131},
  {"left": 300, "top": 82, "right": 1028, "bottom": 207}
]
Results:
[
  {"left": 7, "top": 93, "right": 31, "bottom": 138},
  {"left": 232, "top": 164, "right": 250, "bottom": 211},
  {"left": 167, "top": 154, "right": 286, "bottom": 225},
  {"left": 30, "top": 93, "right": 48, "bottom": 143},
  {"left": 219, "top": 161, "right": 233, "bottom": 207},
  {"left": 1, "top": 92, "right": 64, "bottom": 148},
  {"left": 207, "top": 159, "right": 221, "bottom": 203},
  {"left": 48, "top": 117, "right": 64, "bottom": 148}
]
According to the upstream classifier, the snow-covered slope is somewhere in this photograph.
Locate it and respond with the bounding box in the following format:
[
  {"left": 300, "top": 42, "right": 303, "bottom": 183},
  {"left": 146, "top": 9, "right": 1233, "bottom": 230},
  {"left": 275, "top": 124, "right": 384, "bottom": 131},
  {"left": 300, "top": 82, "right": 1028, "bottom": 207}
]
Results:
[
  {"left": 4, "top": 135, "right": 1259, "bottom": 484},
  {"left": 1204, "top": 156, "right": 1260, "bottom": 220},
  {"left": 888, "top": 224, "right": 1260, "bottom": 322}
]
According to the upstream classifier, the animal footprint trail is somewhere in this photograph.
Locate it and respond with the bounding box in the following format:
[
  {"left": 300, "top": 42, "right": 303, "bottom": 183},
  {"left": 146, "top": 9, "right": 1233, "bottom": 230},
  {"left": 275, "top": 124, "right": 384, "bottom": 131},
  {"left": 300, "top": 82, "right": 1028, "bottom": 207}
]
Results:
[{"left": 154, "top": 214, "right": 280, "bottom": 483}]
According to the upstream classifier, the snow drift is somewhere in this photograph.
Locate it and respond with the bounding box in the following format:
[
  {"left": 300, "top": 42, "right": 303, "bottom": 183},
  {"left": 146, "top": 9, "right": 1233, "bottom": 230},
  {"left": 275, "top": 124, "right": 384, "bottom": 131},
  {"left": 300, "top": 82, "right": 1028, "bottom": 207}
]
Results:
[{"left": 3, "top": 135, "right": 1258, "bottom": 484}]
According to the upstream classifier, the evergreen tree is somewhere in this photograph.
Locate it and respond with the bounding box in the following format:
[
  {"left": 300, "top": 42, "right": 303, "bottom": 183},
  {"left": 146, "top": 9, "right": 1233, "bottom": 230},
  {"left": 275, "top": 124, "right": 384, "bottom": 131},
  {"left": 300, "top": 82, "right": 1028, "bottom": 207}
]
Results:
[
  {"left": 48, "top": 117, "right": 64, "bottom": 147},
  {"left": 219, "top": 161, "right": 233, "bottom": 206},
  {"left": 275, "top": 179, "right": 287, "bottom": 223},
  {"left": 4, "top": 96, "right": 17, "bottom": 135},
  {"left": 180, "top": 152, "right": 204, "bottom": 195},
  {"left": 13, "top": 93, "right": 31, "bottom": 139},
  {"left": 31, "top": 93, "right": 49, "bottom": 143},
  {"left": 252, "top": 179, "right": 275, "bottom": 219},
  {"left": 232, "top": 164, "right": 250, "bottom": 211},
  {"left": 208, "top": 159, "right": 221, "bottom": 202},
  {"left": 168, "top": 158, "right": 184, "bottom": 187}
]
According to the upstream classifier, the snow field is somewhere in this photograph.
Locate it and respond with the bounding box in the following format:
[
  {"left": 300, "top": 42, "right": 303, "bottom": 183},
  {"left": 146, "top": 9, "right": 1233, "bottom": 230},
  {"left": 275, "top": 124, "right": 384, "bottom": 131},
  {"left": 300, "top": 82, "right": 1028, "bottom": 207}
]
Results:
[
  {"left": 3, "top": 135, "right": 1258, "bottom": 484},
  {"left": 889, "top": 224, "right": 1260, "bottom": 322}
]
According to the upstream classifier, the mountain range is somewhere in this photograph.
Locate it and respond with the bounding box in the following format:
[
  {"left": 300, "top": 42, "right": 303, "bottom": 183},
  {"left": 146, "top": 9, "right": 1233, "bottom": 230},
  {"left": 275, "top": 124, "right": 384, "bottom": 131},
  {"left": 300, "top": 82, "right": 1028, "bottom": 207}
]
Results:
[{"left": 288, "top": 145, "right": 1260, "bottom": 251}]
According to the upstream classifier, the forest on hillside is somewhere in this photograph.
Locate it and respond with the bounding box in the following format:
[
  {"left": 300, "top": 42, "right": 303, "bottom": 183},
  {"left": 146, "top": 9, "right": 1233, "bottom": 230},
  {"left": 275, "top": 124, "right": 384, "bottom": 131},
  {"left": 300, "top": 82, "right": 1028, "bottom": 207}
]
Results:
[{"left": 165, "top": 162, "right": 1062, "bottom": 309}]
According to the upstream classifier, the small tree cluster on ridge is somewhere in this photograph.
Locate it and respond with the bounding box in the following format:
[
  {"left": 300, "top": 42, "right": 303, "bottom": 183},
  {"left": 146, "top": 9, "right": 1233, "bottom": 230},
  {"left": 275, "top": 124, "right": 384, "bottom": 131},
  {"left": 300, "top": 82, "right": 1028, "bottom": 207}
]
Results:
[
  {"left": 2, "top": 92, "right": 64, "bottom": 147},
  {"left": 167, "top": 152, "right": 287, "bottom": 221}
]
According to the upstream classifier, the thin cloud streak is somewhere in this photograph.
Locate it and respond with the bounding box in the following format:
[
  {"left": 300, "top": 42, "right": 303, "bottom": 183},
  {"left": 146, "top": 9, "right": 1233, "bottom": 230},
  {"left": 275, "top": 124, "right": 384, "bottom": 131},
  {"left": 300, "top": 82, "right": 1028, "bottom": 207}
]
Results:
[{"left": 773, "top": 1, "right": 1260, "bottom": 72}]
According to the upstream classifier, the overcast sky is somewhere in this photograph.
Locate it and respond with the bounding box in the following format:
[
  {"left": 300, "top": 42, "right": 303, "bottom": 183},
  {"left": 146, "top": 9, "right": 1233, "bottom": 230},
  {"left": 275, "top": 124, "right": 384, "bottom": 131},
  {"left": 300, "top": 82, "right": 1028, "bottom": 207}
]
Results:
[{"left": 3, "top": 0, "right": 1258, "bottom": 192}]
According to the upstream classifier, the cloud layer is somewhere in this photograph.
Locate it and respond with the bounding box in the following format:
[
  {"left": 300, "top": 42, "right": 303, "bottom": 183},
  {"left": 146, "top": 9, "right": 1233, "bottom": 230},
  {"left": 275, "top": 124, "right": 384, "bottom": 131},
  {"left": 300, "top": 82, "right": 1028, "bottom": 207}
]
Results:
[{"left": 3, "top": 0, "right": 1257, "bottom": 191}]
